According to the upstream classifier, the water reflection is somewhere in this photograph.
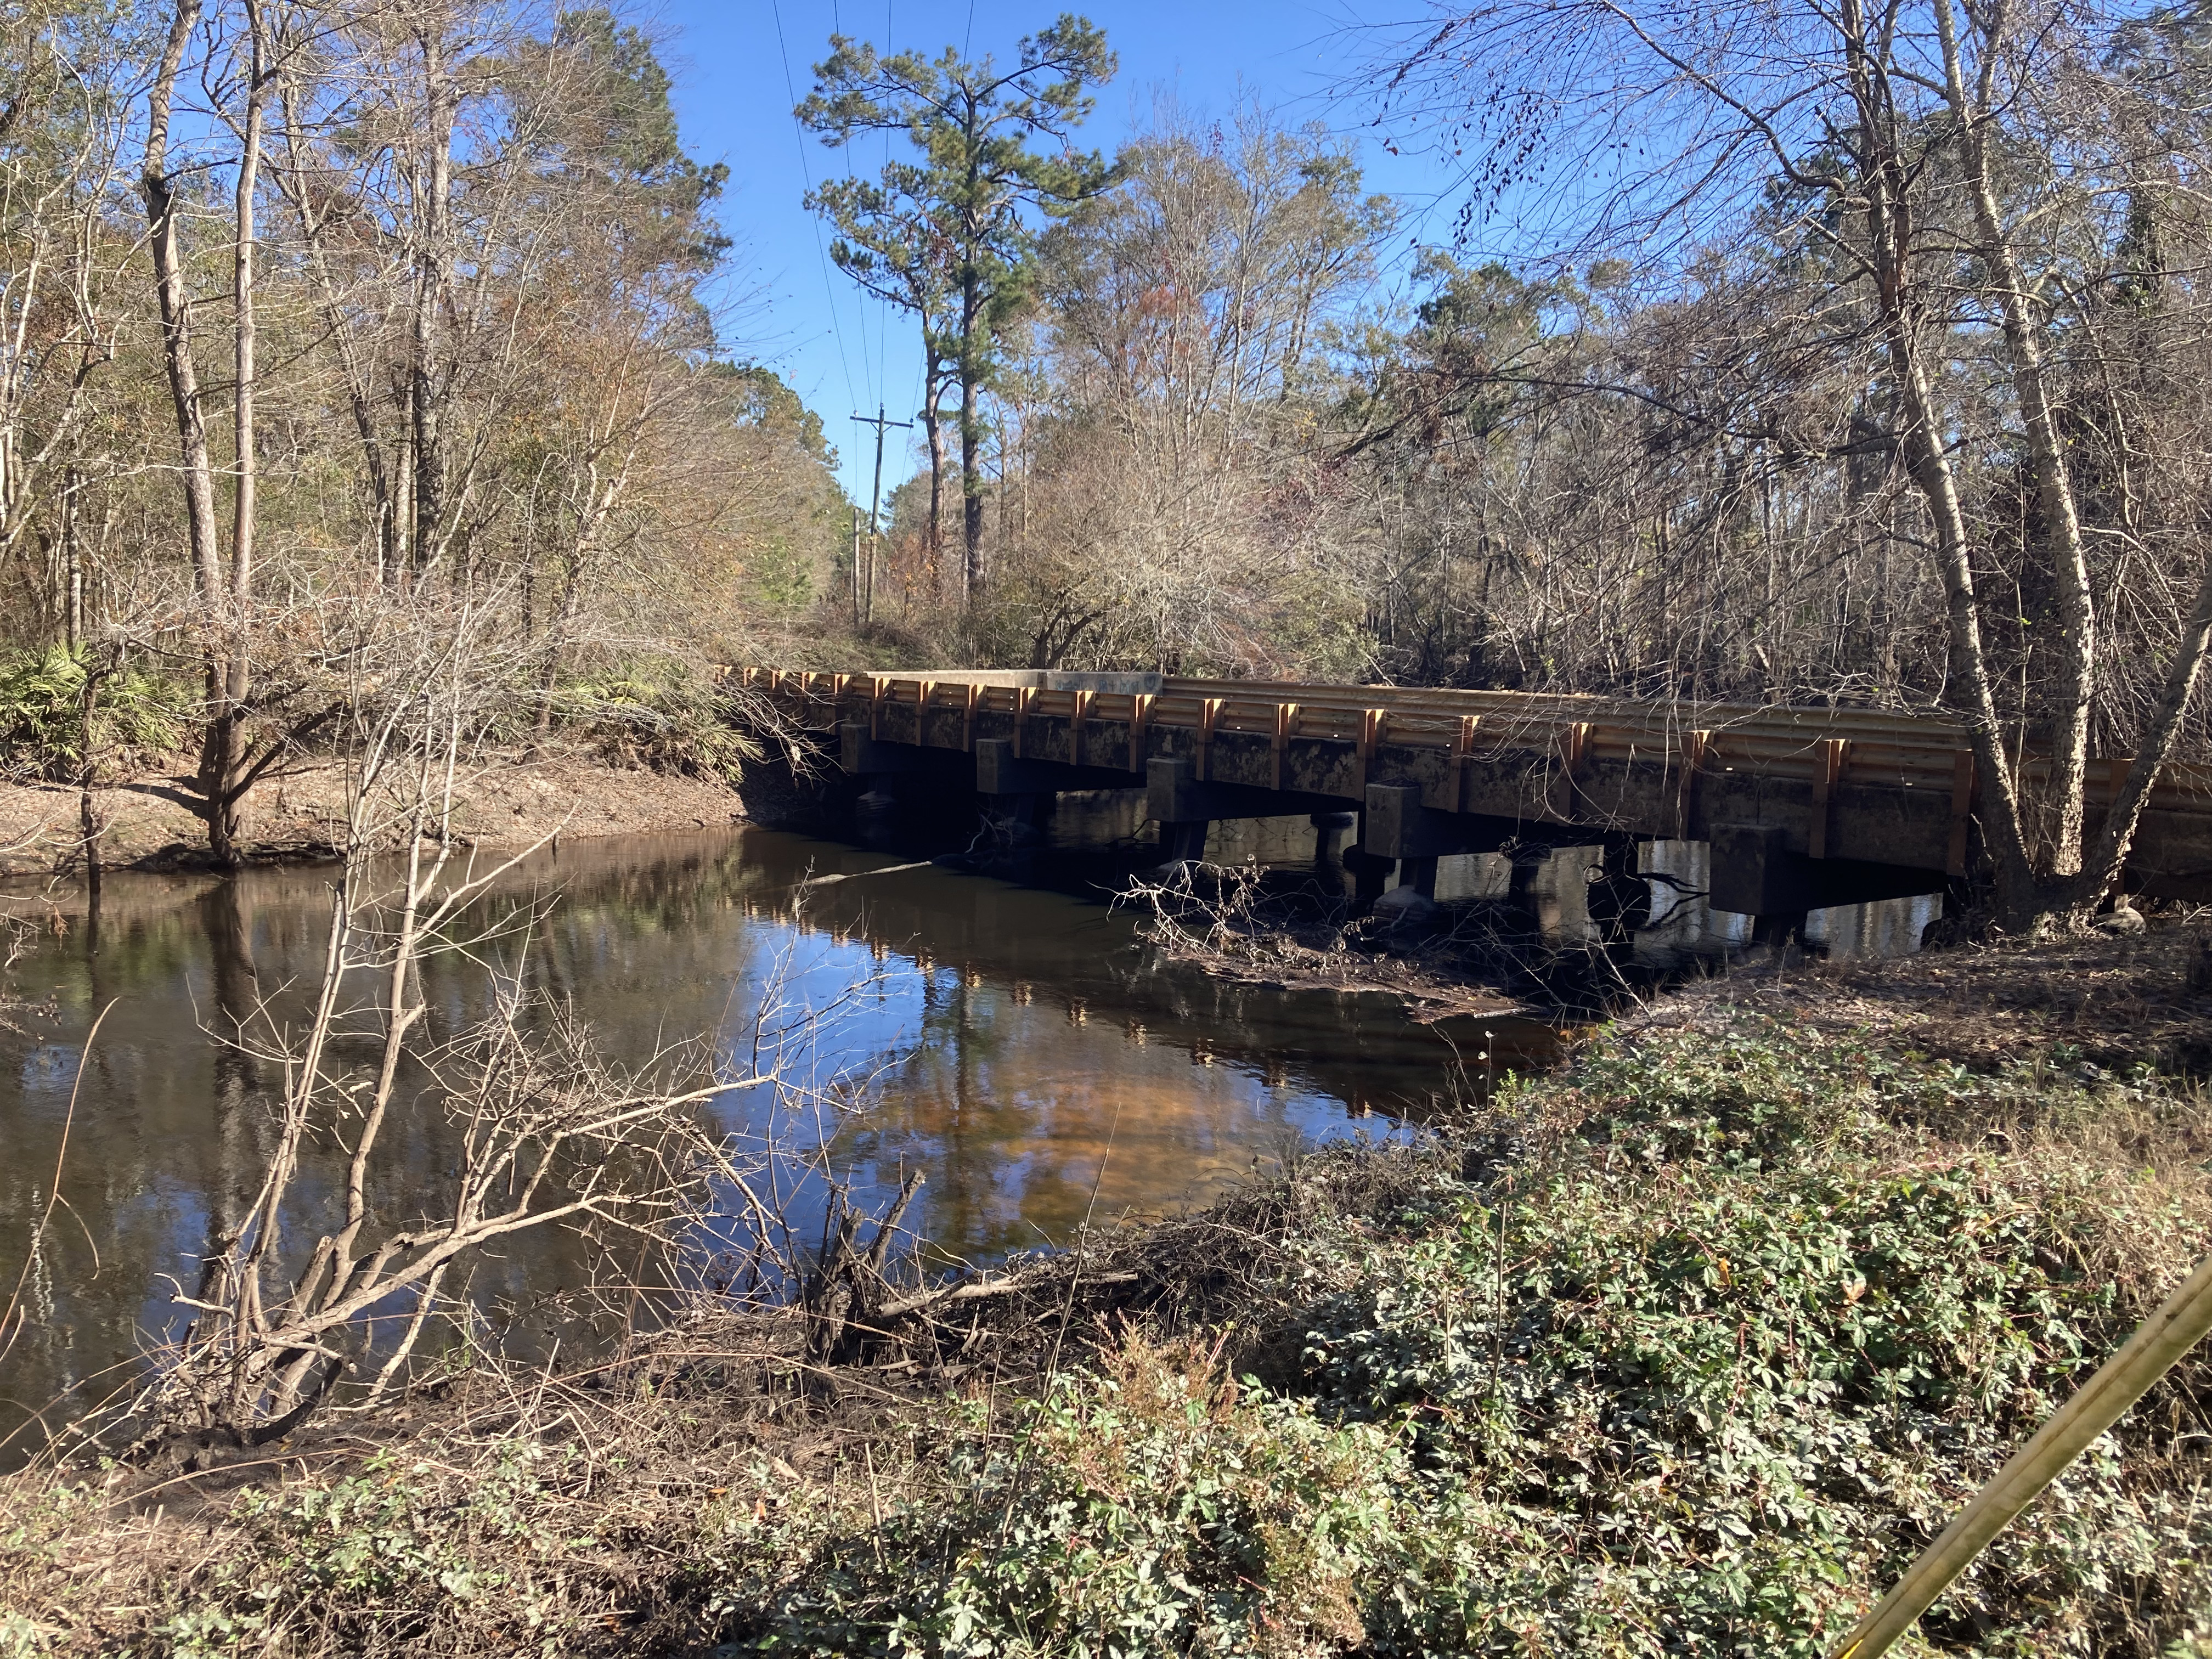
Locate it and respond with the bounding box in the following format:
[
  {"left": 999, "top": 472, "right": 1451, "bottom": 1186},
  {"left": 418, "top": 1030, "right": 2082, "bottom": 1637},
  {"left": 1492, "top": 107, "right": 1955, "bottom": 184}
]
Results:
[{"left": 0, "top": 828, "right": 1548, "bottom": 1450}]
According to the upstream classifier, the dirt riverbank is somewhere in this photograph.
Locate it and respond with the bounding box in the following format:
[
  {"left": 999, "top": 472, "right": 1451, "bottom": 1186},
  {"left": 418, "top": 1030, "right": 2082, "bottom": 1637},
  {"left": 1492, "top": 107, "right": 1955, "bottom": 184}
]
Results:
[
  {"left": 0, "top": 749, "right": 755, "bottom": 876},
  {"left": 1624, "top": 911, "right": 2212, "bottom": 1076}
]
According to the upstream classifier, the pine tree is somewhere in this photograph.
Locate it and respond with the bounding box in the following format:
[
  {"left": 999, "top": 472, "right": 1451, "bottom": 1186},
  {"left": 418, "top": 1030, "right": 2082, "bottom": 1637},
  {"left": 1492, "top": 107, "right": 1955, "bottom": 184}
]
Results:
[{"left": 800, "top": 14, "right": 1116, "bottom": 605}]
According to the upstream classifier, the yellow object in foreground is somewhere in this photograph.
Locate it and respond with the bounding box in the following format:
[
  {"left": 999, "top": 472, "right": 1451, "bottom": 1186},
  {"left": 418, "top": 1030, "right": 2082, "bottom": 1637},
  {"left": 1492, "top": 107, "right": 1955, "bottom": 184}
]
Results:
[{"left": 1831, "top": 1254, "right": 2212, "bottom": 1658}]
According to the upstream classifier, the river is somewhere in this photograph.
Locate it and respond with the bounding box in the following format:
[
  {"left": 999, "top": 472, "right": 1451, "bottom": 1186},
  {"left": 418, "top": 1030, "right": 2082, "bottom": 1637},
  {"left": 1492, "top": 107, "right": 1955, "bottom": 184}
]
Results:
[{"left": 0, "top": 826, "right": 1549, "bottom": 1453}]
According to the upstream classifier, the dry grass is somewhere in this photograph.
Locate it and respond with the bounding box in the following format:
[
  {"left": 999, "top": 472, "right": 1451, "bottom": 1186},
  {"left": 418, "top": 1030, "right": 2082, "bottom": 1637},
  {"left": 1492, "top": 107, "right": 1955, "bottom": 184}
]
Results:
[
  {"left": 1628, "top": 910, "right": 2212, "bottom": 1075},
  {"left": 0, "top": 1145, "right": 1438, "bottom": 1656}
]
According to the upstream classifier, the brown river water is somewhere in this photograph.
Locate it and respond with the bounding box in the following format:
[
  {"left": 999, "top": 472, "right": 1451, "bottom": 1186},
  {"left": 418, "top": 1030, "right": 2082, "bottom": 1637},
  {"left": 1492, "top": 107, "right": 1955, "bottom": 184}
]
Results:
[{"left": 0, "top": 826, "right": 1553, "bottom": 1453}]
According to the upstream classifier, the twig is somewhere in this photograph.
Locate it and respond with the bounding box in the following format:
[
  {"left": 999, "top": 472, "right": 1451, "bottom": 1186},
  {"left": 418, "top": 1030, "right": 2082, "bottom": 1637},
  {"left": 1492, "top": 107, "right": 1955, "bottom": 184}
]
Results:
[{"left": 0, "top": 999, "right": 115, "bottom": 1364}]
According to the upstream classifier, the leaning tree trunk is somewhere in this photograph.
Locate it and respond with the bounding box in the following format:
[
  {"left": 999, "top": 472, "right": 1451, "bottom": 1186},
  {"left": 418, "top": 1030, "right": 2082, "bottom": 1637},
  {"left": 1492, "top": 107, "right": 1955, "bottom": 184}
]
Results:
[
  {"left": 277, "top": 77, "right": 402, "bottom": 584},
  {"left": 2072, "top": 546, "right": 2212, "bottom": 909},
  {"left": 1842, "top": 14, "right": 2040, "bottom": 923}
]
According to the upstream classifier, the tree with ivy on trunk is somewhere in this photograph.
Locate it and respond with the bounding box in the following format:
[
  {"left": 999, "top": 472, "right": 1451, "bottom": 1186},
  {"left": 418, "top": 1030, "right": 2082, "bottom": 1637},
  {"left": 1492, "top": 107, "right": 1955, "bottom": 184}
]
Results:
[{"left": 800, "top": 14, "right": 1117, "bottom": 608}]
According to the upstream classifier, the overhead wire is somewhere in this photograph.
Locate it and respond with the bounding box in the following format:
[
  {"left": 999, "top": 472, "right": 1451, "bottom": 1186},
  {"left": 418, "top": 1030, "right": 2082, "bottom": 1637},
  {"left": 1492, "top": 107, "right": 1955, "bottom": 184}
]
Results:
[
  {"left": 769, "top": 0, "right": 862, "bottom": 492},
  {"left": 871, "top": 0, "right": 889, "bottom": 425},
  {"left": 830, "top": 0, "right": 882, "bottom": 417}
]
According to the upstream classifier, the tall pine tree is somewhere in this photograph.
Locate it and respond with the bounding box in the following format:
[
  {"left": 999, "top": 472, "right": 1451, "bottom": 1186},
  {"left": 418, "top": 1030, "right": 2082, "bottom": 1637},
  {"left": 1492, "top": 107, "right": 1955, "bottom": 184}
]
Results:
[{"left": 801, "top": 15, "right": 1115, "bottom": 603}]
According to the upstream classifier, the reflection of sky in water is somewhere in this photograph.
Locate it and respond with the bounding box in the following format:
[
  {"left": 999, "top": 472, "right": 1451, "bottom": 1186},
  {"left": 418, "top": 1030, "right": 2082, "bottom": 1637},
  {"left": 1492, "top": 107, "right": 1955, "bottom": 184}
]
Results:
[
  {"left": 713, "top": 924, "right": 1396, "bottom": 1265},
  {"left": 1, "top": 828, "right": 1531, "bottom": 1449}
]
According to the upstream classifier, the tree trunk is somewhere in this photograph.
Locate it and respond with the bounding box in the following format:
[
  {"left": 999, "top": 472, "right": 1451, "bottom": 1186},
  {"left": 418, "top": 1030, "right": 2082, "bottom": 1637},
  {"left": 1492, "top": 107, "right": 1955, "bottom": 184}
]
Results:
[
  {"left": 60, "top": 465, "right": 81, "bottom": 646},
  {"left": 2072, "top": 545, "right": 2212, "bottom": 909},
  {"left": 78, "top": 650, "right": 106, "bottom": 909},
  {"left": 958, "top": 262, "right": 984, "bottom": 603},
  {"left": 1932, "top": 0, "right": 2096, "bottom": 881},
  {"left": 276, "top": 80, "right": 400, "bottom": 584},
  {"left": 1887, "top": 331, "right": 2038, "bottom": 911},
  {"left": 143, "top": 0, "right": 234, "bottom": 861},
  {"left": 143, "top": 0, "right": 219, "bottom": 602},
  {"left": 409, "top": 27, "right": 456, "bottom": 578},
  {"left": 1842, "top": 13, "right": 2039, "bottom": 921},
  {"left": 921, "top": 362, "right": 947, "bottom": 599},
  {"left": 202, "top": 0, "right": 268, "bottom": 868},
  {"left": 961, "top": 365, "right": 983, "bottom": 600}
]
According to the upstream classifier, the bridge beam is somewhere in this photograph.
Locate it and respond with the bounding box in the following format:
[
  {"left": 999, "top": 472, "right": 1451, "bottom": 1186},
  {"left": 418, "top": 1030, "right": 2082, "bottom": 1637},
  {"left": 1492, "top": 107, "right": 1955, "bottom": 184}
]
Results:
[
  {"left": 1148, "top": 757, "right": 1348, "bottom": 826},
  {"left": 840, "top": 722, "right": 952, "bottom": 778},
  {"left": 1708, "top": 823, "right": 1950, "bottom": 919},
  {"left": 1361, "top": 785, "right": 1612, "bottom": 860},
  {"left": 974, "top": 737, "right": 1143, "bottom": 797}
]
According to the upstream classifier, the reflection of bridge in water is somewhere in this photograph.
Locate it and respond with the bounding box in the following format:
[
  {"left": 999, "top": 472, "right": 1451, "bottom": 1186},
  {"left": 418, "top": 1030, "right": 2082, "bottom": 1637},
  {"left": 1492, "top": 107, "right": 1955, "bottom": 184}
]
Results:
[
  {"left": 701, "top": 830, "right": 1560, "bottom": 1112},
  {"left": 522, "top": 829, "right": 1561, "bottom": 1267},
  {"left": 742, "top": 667, "right": 2212, "bottom": 942}
]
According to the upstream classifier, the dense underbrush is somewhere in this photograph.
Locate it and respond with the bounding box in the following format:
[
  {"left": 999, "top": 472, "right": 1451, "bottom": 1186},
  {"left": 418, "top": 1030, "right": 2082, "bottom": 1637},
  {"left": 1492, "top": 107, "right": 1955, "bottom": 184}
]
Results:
[
  {"left": 4, "top": 1019, "right": 2209, "bottom": 1656},
  {"left": 0, "top": 645, "right": 190, "bottom": 783}
]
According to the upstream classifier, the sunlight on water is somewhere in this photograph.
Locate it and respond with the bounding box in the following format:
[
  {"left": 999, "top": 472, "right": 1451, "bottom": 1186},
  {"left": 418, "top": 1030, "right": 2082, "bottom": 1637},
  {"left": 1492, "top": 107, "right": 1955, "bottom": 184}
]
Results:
[{"left": 0, "top": 827, "right": 1546, "bottom": 1447}]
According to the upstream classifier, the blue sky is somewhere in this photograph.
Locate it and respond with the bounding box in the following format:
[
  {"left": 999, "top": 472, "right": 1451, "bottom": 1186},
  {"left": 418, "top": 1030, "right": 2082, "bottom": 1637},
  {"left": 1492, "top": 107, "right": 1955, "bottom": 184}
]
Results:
[{"left": 651, "top": 1, "right": 1462, "bottom": 506}]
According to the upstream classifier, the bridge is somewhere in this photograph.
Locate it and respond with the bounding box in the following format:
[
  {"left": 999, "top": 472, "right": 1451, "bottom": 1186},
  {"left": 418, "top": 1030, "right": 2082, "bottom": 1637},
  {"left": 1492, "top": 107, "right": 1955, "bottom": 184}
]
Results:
[{"left": 737, "top": 667, "right": 2212, "bottom": 932}]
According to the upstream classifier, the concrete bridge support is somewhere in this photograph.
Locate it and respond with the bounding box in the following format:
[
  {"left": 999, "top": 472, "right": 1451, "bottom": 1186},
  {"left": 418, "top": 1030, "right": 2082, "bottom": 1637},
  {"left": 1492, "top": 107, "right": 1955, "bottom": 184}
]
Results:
[
  {"left": 1146, "top": 757, "right": 1362, "bottom": 871},
  {"left": 1310, "top": 811, "right": 1357, "bottom": 874},
  {"left": 972, "top": 737, "right": 1144, "bottom": 849}
]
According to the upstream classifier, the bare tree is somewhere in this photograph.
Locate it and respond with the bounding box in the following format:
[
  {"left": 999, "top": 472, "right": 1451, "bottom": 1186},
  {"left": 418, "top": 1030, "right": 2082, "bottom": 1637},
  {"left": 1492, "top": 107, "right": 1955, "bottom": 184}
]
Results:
[
  {"left": 0, "top": 0, "right": 126, "bottom": 619},
  {"left": 1366, "top": 0, "right": 2212, "bottom": 926},
  {"left": 144, "top": 591, "right": 735, "bottom": 1441}
]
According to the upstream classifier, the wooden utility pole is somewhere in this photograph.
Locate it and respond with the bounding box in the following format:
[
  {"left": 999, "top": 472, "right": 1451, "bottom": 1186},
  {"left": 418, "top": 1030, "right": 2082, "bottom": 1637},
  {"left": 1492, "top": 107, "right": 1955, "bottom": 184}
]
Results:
[
  {"left": 850, "top": 506, "right": 864, "bottom": 626},
  {"left": 850, "top": 404, "right": 911, "bottom": 627}
]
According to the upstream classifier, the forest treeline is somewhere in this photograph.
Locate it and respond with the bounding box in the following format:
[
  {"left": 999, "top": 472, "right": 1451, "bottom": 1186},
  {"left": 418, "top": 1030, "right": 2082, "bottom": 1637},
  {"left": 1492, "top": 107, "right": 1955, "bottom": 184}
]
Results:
[
  {"left": 801, "top": 1, "right": 2212, "bottom": 924},
  {"left": 4, "top": 0, "right": 2210, "bottom": 920},
  {"left": 1, "top": 0, "right": 845, "bottom": 859}
]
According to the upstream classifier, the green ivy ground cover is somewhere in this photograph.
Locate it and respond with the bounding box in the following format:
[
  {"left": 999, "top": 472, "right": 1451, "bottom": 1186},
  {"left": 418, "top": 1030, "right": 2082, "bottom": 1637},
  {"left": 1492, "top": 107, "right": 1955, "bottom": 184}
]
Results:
[{"left": 700, "top": 1025, "right": 2211, "bottom": 1657}]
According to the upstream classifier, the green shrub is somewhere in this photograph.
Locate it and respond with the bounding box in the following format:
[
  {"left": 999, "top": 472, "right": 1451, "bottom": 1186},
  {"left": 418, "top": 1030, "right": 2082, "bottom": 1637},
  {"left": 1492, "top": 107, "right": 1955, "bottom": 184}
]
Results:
[
  {"left": 0, "top": 645, "right": 190, "bottom": 782},
  {"left": 545, "top": 673, "right": 759, "bottom": 780},
  {"left": 157, "top": 1446, "right": 560, "bottom": 1656},
  {"left": 718, "top": 1023, "right": 2212, "bottom": 1656},
  {"left": 713, "top": 1334, "right": 1415, "bottom": 1657}
]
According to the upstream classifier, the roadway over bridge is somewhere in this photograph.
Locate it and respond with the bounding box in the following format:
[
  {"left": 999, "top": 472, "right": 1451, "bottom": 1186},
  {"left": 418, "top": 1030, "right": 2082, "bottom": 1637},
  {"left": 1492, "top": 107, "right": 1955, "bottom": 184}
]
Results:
[{"left": 738, "top": 667, "right": 2212, "bottom": 930}]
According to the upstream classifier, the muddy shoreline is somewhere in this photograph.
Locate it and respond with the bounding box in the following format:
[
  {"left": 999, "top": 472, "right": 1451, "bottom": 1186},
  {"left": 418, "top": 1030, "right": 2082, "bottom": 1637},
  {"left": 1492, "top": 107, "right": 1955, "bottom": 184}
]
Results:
[{"left": 0, "top": 749, "right": 757, "bottom": 877}]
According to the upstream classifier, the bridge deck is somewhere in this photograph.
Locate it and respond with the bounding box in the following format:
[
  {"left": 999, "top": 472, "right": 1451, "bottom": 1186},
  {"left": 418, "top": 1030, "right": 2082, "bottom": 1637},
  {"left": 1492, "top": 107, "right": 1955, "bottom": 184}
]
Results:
[{"left": 738, "top": 668, "right": 2212, "bottom": 905}]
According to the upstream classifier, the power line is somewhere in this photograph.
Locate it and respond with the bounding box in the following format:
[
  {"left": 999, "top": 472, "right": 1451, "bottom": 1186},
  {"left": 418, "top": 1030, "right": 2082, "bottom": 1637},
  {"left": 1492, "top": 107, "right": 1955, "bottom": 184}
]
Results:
[
  {"left": 879, "top": 0, "right": 895, "bottom": 418},
  {"left": 769, "top": 0, "right": 861, "bottom": 476},
  {"left": 828, "top": 0, "right": 876, "bottom": 416}
]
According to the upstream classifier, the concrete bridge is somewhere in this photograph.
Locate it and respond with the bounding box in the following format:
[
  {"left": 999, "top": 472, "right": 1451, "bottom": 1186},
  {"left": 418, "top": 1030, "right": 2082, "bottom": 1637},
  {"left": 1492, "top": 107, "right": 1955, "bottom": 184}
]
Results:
[{"left": 737, "top": 667, "right": 2212, "bottom": 936}]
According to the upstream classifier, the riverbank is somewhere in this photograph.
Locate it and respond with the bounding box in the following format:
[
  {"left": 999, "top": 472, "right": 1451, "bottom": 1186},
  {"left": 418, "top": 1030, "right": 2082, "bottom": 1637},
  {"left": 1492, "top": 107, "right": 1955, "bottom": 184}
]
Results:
[
  {"left": 0, "top": 750, "right": 754, "bottom": 876},
  {"left": 3, "top": 922, "right": 2209, "bottom": 1656}
]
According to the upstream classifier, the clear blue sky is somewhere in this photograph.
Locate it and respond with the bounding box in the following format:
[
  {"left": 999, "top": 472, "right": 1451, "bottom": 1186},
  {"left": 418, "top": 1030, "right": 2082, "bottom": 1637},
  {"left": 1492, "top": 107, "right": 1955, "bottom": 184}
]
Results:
[{"left": 650, "top": 1, "right": 1460, "bottom": 508}]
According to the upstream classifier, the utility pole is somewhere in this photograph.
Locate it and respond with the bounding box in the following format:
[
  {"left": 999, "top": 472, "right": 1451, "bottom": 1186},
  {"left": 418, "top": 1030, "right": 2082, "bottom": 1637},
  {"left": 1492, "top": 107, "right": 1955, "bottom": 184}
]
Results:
[
  {"left": 850, "top": 404, "right": 912, "bottom": 627},
  {"left": 850, "top": 506, "right": 864, "bottom": 627}
]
